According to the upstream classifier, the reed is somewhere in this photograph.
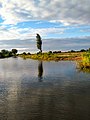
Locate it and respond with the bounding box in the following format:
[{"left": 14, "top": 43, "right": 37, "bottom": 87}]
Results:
[{"left": 78, "top": 52, "right": 90, "bottom": 69}]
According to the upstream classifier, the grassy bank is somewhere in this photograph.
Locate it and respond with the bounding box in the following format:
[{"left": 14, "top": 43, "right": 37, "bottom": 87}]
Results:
[
  {"left": 78, "top": 52, "right": 90, "bottom": 69},
  {"left": 18, "top": 51, "right": 83, "bottom": 61}
]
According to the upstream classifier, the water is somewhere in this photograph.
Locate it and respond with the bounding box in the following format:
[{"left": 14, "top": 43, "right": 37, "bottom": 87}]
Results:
[{"left": 0, "top": 57, "right": 90, "bottom": 120}]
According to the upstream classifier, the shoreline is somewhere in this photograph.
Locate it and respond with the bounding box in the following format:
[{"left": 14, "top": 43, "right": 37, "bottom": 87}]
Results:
[
  {"left": 18, "top": 52, "right": 83, "bottom": 61},
  {"left": 18, "top": 51, "right": 90, "bottom": 72}
]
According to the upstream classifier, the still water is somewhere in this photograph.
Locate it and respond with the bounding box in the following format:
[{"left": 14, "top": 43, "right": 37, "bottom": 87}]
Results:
[{"left": 0, "top": 57, "right": 90, "bottom": 120}]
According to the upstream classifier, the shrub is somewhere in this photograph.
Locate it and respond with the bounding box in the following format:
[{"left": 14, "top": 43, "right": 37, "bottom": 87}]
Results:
[
  {"left": 23, "top": 52, "right": 27, "bottom": 55},
  {"left": 27, "top": 52, "right": 31, "bottom": 55},
  {"left": 71, "top": 50, "right": 75, "bottom": 52},
  {"left": 80, "top": 49, "right": 86, "bottom": 52},
  {"left": 48, "top": 51, "right": 52, "bottom": 55}
]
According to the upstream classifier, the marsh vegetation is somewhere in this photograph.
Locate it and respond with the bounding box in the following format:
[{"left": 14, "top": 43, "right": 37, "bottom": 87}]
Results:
[
  {"left": 18, "top": 51, "right": 83, "bottom": 61},
  {"left": 78, "top": 51, "right": 90, "bottom": 72}
]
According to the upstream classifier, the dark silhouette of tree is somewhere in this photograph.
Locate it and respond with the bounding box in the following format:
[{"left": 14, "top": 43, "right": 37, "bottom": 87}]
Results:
[
  {"left": 12, "top": 49, "right": 18, "bottom": 56},
  {"left": 80, "top": 49, "right": 86, "bottom": 52},
  {"left": 88, "top": 48, "right": 90, "bottom": 52},
  {"left": 0, "top": 49, "right": 18, "bottom": 58},
  {"left": 36, "top": 33, "right": 42, "bottom": 53},
  {"left": 1, "top": 49, "right": 11, "bottom": 57},
  {"left": 38, "top": 61, "right": 43, "bottom": 82}
]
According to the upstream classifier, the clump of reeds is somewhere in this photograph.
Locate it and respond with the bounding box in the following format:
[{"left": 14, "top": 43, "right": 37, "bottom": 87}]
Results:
[{"left": 78, "top": 52, "right": 90, "bottom": 70}]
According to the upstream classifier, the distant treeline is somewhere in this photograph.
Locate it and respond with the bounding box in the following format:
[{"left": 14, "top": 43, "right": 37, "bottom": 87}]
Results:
[
  {"left": 68, "top": 48, "right": 90, "bottom": 53},
  {"left": 50, "top": 48, "right": 90, "bottom": 54},
  {"left": 20, "top": 48, "right": 90, "bottom": 56},
  {"left": 0, "top": 49, "right": 18, "bottom": 58},
  {"left": 0, "top": 48, "right": 90, "bottom": 58},
  {"left": 46, "top": 48, "right": 90, "bottom": 54}
]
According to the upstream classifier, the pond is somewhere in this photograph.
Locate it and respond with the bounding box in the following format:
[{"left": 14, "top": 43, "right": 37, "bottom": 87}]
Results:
[{"left": 0, "top": 57, "right": 90, "bottom": 120}]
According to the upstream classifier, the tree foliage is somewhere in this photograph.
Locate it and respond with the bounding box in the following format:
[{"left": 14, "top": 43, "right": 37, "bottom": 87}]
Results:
[
  {"left": 0, "top": 49, "right": 18, "bottom": 58},
  {"left": 36, "top": 33, "right": 42, "bottom": 52},
  {"left": 12, "top": 49, "right": 18, "bottom": 55}
]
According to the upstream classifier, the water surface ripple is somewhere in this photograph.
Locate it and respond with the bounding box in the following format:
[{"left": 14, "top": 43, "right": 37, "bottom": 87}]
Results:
[{"left": 0, "top": 58, "right": 90, "bottom": 120}]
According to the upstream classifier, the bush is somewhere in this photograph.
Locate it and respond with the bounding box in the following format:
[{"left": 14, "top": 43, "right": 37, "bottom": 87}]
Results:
[
  {"left": 37, "top": 51, "right": 42, "bottom": 55},
  {"left": 53, "top": 51, "right": 61, "bottom": 53},
  {"left": 27, "top": 52, "right": 31, "bottom": 55},
  {"left": 23, "top": 52, "right": 27, "bottom": 55},
  {"left": 71, "top": 50, "right": 75, "bottom": 52},
  {"left": 88, "top": 48, "right": 90, "bottom": 52},
  {"left": 48, "top": 51, "right": 52, "bottom": 55},
  {"left": 80, "top": 49, "right": 86, "bottom": 52}
]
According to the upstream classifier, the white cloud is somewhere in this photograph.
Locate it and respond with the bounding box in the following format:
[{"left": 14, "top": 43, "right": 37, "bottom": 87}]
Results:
[
  {"left": 0, "top": 24, "right": 65, "bottom": 40},
  {"left": 0, "top": 0, "right": 89, "bottom": 41},
  {"left": 0, "top": 36, "right": 90, "bottom": 53},
  {"left": 0, "top": 0, "right": 89, "bottom": 25}
]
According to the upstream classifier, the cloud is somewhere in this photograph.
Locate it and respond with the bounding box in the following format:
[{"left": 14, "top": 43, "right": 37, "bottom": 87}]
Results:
[
  {"left": 0, "top": 0, "right": 89, "bottom": 47},
  {"left": 0, "top": 24, "right": 65, "bottom": 40},
  {"left": 43, "top": 36, "right": 90, "bottom": 52},
  {"left": 0, "top": 0, "right": 90, "bottom": 25},
  {"left": 0, "top": 36, "right": 90, "bottom": 53}
]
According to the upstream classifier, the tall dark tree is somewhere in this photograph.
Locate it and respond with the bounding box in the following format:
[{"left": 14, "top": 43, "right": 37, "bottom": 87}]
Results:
[{"left": 36, "top": 33, "right": 42, "bottom": 52}]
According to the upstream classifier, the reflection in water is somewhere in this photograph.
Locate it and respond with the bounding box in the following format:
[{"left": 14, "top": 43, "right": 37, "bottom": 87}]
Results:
[
  {"left": 76, "top": 62, "right": 90, "bottom": 73},
  {"left": 78, "top": 68, "right": 90, "bottom": 73},
  {"left": 38, "top": 61, "right": 43, "bottom": 82},
  {"left": 0, "top": 58, "right": 90, "bottom": 120}
]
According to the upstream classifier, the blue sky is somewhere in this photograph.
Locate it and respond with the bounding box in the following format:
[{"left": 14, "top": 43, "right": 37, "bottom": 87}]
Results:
[{"left": 0, "top": 0, "right": 90, "bottom": 53}]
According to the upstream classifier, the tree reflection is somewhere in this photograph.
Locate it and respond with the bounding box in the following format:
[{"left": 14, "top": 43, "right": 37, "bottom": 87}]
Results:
[{"left": 38, "top": 61, "right": 43, "bottom": 82}]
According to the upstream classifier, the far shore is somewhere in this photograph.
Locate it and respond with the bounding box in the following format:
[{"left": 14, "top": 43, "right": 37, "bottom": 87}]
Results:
[
  {"left": 18, "top": 51, "right": 90, "bottom": 71},
  {"left": 18, "top": 51, "right": 83, "bottom": 61}
]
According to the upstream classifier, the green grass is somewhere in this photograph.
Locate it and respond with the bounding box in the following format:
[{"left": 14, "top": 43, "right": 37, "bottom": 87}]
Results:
[
  {"left": 77, "top": 51, "right": 90, "bottom": 73},
  {"left": 18, "top": 51, "right": 90, "bottom": 73},
  {"left": 78, "top": 52, "right": 90, "bottom": 69},
  {"left": 18, "top": 52, "right": 82, "bottom": 61}
]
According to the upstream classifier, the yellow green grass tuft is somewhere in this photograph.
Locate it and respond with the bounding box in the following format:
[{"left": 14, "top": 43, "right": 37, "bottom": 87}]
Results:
[{"left": 78, "top": 52, "right": 90, "bottom": 70}]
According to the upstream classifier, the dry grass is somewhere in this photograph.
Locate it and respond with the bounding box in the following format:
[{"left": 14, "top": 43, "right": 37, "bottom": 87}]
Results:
[
  {"left": 78, "top": 52, "right": 90, "bottom": 69},
  {"left": 18, "top": 52, "right": 83, "bottom": 61}
]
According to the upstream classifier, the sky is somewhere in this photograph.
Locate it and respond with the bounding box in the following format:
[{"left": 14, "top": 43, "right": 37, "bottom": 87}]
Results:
[{"left": 0, "top": 0, "right": 90, "bottom": 53}]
